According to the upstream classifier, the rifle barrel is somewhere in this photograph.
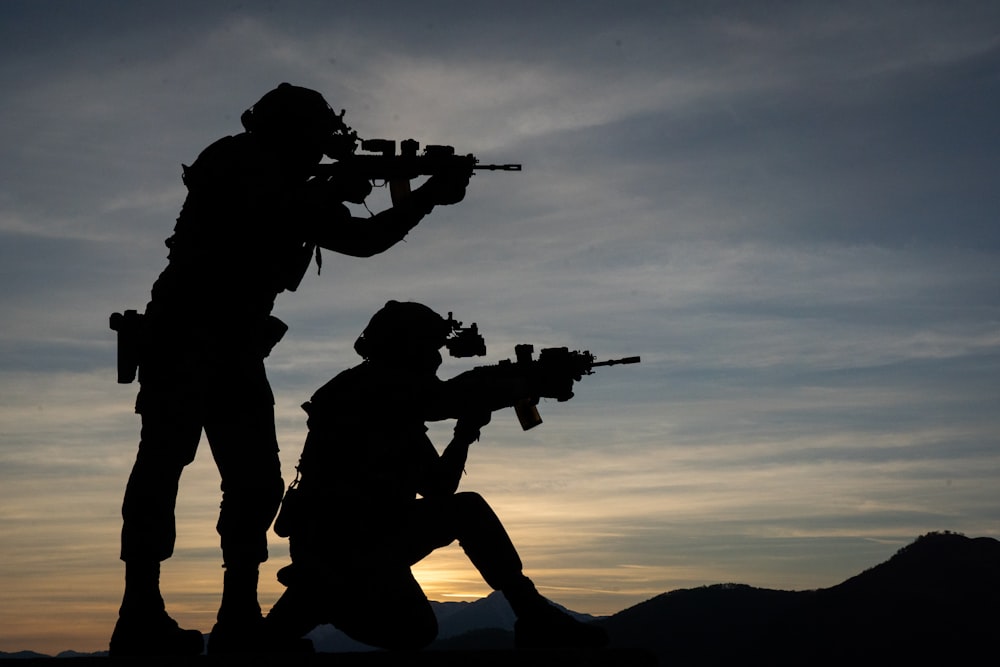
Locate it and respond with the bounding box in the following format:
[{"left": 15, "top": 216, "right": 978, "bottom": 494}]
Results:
[
  {"left": 591, "top": 356, "right": 641, "bottom": 367},
  {"left": 474, "top": 163, "right": 522, "bottom": 171}
]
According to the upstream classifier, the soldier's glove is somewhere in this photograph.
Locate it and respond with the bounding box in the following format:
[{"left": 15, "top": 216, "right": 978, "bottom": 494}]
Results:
[
  {"left": 533, "top": 374, "right": 575, "bottom": 402},
  {"left": 455, "top": 411, "right": 492, "bottom": 443},
  {"left": 416, "top": 167, "right": 472, "bottom": 206}
]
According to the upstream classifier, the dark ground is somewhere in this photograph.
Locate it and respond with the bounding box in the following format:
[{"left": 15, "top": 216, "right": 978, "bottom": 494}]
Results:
[{"left": 1, "top": 649, "right": 657, "bottom": 667}]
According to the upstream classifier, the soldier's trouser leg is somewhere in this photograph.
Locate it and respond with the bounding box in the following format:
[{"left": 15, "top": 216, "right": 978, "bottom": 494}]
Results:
[
  {"left": 405, "top": 491, "right": 525, "bottom": 590},
  {"left": 202, "top": 401, "right": 283, "bottom": 629},
  {"left": 120, "top": 405, "right": 202, "bottom": 567},
  {"left": 268, "top": 493, "right": 526, "bottom": 651},
  {"left": 405, "top": 492, "right": 560, "bottom": 619},
  {"left": 268, "top": 551, "right": 437, "bottom": 651},
  {"left": 112, "top": 406, "right": 205, "bottom": 656},
  {"left": 204, "top": 401, "right": 283, "bottom": 568},
  {"left": 318, "top": 566, "right": 439, "bottom": 651},
  {"left": 405, "top": 494, "right": 609, "bottom": 649}
]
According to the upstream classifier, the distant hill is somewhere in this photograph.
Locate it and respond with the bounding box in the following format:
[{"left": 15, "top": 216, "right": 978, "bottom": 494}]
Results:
[
  {"left": 772, "top": 531, "right": 1000, "bottom": 663},
  {"left": 598, "top": 531, "right": 1000, "bottom": 665}
]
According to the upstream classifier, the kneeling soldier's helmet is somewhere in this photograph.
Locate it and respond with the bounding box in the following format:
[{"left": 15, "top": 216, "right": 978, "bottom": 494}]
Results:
[{"left": 354, "top": 301, "right": 452, "bottom": 360}]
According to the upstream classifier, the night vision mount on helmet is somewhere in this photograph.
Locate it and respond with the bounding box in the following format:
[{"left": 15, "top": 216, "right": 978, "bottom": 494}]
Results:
[
  {"left": 353, "top": 300, "right": 486, "bottom": 360},
  {"left": 241, "top": 82, "right": 358, "bottom": 160}
]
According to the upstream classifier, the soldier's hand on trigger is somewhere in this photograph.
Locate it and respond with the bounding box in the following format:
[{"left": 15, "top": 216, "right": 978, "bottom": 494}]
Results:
[
  {"left": 337, "top": 174, "right": 374, "bottom": 205},
  {"left": 305, "top": 173, "right": 373, "bottom": 209}
]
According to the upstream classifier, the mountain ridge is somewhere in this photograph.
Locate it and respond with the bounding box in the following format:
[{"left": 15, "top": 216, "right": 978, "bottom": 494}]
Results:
[{"left": 598, "top": 530, "right": 999, "bottom": 665}]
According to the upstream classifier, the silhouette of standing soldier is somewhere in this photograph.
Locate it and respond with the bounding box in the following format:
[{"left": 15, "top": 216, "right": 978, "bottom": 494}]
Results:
[
  {"left": 263, "top": 301, "right": 609, "bottom": 651},
  {"left": 110, "top": 85, "right": 471, "bottom": 656}
]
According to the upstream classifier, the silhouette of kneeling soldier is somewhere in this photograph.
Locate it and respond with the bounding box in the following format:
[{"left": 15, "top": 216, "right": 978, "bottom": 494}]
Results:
[
  {"left": 110, "top": 85, "right": 471, "bottom": 657},
  {"left": 264, "top": 301, "right": 610, "bottom": 651}
]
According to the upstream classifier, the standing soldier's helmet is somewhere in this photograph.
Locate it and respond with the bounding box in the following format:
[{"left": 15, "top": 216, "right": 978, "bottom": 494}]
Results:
[
  {"left": 354, "top": 301, "right": 453, "bottom": 360},
  {"left": 241, "top": 83, "right": 356, "bottom": 159}
]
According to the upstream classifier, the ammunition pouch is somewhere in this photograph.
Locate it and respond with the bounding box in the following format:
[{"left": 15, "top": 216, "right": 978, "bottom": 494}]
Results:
[{"left": 109, "top": 310, "right": 146, "bottom": 384}]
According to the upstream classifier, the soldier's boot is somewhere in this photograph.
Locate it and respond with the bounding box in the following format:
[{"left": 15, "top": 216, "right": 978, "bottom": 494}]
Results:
[
  {"left": 205, "top": 563, "right": 316, "bottom": 655},
  {"left": 260, "top": 576, "right": 318, "bottom": 654},
  {"left": 109, "top": 561, "right": 204, "bottom": 657},
  {"left": 206, "top": 564, "right": 263, "bottom": 654},
  {"left": 503, "top": 575, "right": 610, "bottom": 650}
]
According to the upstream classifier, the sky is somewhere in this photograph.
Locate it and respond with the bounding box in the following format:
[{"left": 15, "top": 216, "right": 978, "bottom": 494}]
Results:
[{"left": 2, "top": 0, "right": 999, "bottom": 655}]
